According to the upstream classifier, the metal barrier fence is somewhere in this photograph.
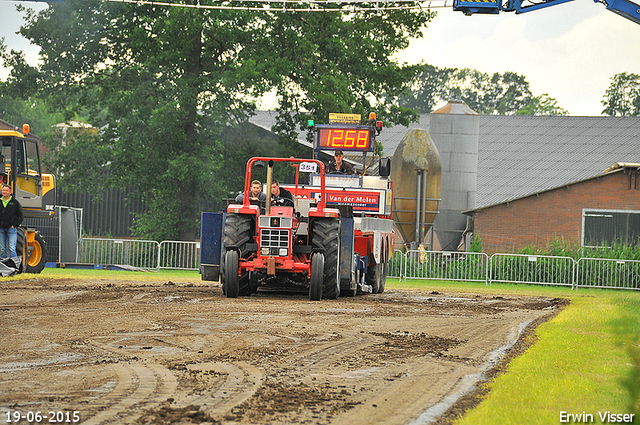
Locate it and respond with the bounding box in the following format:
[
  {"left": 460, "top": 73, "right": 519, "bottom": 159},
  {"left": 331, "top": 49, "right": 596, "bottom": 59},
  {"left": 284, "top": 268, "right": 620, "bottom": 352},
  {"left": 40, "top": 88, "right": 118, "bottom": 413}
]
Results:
[
  {"left": 78, "top": 238, "right": 161, "bottom": 270},
  {"left": 576, "top": 258, "right": 640, "bottom": 289},
  {"left": 74, "top": 239, "right": 640, "bottom": 291},
  {"left": 393, "top": 250, "right": 639, "bottom": 291},
  {"left": 403, "top": 250, "right": 489, "bottom": 283},
  {"left": 158, "top": 241, "right": 200, "bottom": 270},
  {"left": 490, "top": 254, "right": 575, "bottom": 287}
]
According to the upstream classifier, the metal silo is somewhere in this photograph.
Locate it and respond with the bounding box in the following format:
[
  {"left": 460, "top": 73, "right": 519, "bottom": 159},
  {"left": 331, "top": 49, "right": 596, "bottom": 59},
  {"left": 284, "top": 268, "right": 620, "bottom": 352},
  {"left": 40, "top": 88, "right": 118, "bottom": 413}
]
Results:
[
  {"left": 429, "top": 100, "right": 479, "bottom": 251},
  {"left": 391, "top": 129, "right": 442, "bottom": 247}
]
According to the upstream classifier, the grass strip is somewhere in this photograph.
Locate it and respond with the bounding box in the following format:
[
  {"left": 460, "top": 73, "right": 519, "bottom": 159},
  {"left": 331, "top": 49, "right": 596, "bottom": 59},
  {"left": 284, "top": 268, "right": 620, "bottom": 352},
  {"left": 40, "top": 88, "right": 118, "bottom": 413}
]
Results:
[{"left": 454, "top": 290, "right": 640, "bottom": 425}]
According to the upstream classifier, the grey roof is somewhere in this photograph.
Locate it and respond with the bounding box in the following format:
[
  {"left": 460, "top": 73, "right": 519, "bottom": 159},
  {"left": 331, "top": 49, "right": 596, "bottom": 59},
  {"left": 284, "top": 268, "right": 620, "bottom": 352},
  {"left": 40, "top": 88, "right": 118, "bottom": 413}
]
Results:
[
  {"left": 250, "top": 111, "right": 312, "bottom": 148},
  {"left": 249, "top": 112, "right": 640, "bottom": 209},
  {"left": 471, "top": 115, "right": 638, "bottom": 208}
]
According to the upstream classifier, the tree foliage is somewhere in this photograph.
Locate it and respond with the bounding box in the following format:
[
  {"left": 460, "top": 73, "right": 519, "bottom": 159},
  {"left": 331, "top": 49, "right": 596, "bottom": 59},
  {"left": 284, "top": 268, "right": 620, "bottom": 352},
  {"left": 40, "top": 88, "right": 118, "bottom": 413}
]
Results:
[
  {"left": 399, "top": 64, "right": 567, "bottom": 115},
  {"left": 0, "top": 39, "right": 64, "bottom": 132},
  {"left": 10, "top": 0, "right": 433, "bottom": 240},
  {"left": 602, "top": 72, "right": 640, "bottom": 117},
  {"left": 515, "top": 94, "right": 568, "bottom": 116}
]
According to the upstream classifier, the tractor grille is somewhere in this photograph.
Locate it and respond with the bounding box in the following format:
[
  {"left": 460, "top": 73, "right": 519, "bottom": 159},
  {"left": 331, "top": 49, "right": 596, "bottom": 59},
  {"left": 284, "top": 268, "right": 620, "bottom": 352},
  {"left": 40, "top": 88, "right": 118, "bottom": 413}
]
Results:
[{"left": 260, "top": 229, "right": 290, "bottom": 256}]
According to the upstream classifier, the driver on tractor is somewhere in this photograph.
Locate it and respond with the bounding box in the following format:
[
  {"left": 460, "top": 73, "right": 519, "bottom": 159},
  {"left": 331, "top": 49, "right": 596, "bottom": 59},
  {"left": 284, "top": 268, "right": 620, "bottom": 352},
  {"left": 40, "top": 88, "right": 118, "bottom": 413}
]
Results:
[{"left": 270, "top": 178, "right": 295, "bottom": 207}]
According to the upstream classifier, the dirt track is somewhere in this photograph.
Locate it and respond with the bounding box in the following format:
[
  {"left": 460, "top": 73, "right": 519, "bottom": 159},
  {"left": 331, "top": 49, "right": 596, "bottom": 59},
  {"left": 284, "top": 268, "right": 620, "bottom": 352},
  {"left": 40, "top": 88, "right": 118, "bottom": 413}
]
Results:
[{"left": 0, "top": 277, "right": 566, "bottom": 425}]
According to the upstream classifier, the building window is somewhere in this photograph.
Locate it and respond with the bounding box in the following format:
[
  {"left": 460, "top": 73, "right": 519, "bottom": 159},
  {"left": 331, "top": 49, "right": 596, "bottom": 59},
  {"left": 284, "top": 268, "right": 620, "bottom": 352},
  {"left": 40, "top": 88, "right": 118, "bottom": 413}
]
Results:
[{"left": 582, "top": 209, "right": 640, "bottom": 248}]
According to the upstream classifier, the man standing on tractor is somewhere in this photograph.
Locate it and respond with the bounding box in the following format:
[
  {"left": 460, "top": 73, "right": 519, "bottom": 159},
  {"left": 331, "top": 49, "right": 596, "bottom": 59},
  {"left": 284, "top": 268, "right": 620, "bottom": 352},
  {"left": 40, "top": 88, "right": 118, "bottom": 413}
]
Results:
[
  {"left": 271, "top": 179, "right": 295, "bottom": 207},
  {"left": 326, "top": 150, "right": 356, "bottom": 175},
  {"left": 0, "top": 184, "right": 23, "bottom": 259}
]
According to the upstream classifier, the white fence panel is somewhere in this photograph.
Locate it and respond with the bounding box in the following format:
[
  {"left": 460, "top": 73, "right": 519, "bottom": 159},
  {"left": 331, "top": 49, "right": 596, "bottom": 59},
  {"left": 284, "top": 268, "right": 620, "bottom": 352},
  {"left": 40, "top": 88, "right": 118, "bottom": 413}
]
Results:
[
  {"left": 490, "top": 254, "right": 575, "bottom": 287},
  {"left": 159, "top": 241, "right": 200, "bottom": 270},
  {"left": 404, "top": 250, "right": 489, "bottom": 283},
  {"left": 78, "top": 238, "right": 160, "bottom": 270},
  {"left": 576, "top": 258, "right": 640, "bottom": 290}
]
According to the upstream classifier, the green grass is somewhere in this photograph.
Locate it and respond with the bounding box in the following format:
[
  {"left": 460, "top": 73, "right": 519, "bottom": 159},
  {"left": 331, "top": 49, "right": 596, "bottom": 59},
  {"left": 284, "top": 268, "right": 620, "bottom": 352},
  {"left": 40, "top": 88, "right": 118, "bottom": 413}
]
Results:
[
  {"left": 5, "top": 267, "right": 203, "bottom": 283},
  {"left": 388, "top": 278, "right": 640, "bottom": 424},
  {"left": 8, "top": 270, "right": 640, "bottom": 423}
]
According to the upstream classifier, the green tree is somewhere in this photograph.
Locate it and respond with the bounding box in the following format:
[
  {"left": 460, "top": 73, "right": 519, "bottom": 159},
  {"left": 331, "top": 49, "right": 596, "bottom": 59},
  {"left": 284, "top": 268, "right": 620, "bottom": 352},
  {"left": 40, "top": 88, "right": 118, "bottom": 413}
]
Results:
[
  {"left": 397, "top": 63, "right": 454, "bottom": 113},
  {"left": 516, "top": 94, "right": 569, "bottom": 116},
  {"left": 400, "top": 64, "right": 566, "bottom": 115},
  {"left": 602, "top": 72, "right": 640, "bottom": 117},
  {"left": 11, "top": 1, "right": 432, "bottom": 240},
  {"left": 249, "top": 10, "right": 434, "bottom": 157},
  {"left": 0, "top": 39, "right": 64, "bottom": 133}
]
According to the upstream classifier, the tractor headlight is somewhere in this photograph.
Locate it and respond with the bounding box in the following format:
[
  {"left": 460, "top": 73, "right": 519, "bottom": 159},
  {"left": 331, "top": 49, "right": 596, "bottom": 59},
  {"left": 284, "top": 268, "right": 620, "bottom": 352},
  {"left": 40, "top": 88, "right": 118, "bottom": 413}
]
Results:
[
  {"left": 278, "top": 248, "right": 288, "bottom": 257},
  {"left": 261, "top": 248, "right": 270, "bottom": 256}
]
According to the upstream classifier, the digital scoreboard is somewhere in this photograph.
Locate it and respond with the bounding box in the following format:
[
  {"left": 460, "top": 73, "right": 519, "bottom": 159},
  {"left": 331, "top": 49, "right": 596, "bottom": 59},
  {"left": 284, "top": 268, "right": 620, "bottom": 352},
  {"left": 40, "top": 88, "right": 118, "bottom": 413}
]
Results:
[{"left": 317, "top": 127, "right": 373, "bottom": 152}]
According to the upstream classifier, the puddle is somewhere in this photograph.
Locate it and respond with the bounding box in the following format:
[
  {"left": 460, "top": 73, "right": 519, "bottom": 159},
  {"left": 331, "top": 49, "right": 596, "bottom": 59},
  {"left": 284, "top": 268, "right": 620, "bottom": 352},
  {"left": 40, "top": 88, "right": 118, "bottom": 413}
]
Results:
[
  {"left": 117, "top": 345, "right": 182, "bottom": 353},
  {"left": 0, "top": 353, "right": 85, "bottom": 373},
  {"left": 86, "top": 380, "right": 117, "bottom": 399},
  {"left": 325, "top": 367, "right": 380, "bottom": 379},
  {"left": 409, "top": 320, "right": 532, "bottom": 425}
]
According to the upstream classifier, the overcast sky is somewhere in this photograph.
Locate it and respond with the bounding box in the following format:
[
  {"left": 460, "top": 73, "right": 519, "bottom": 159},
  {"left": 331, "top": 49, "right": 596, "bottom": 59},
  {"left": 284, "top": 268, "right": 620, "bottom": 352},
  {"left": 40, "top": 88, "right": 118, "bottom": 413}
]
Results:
[{"left": 2, "top": 0, "right": 640, "bottom": 116}]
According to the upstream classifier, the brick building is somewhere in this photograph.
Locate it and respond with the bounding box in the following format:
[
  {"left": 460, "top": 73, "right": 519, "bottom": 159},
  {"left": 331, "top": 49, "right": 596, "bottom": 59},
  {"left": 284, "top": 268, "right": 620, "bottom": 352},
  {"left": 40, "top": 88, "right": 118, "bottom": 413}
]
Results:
[{"left": 464, "top": 163, "right": 640, "bottom": 253}]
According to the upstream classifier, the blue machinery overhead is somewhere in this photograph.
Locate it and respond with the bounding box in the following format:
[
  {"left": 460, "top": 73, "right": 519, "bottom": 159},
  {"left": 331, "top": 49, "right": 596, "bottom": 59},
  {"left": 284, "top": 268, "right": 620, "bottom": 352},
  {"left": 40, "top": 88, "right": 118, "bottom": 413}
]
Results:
[{"left": 453, "top": 0, "right": 640, "bottom": 25}]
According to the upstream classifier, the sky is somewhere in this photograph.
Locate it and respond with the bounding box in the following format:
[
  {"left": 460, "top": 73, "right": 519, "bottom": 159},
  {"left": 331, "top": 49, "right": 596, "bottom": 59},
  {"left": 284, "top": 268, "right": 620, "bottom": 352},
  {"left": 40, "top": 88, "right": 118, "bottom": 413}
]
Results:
[{"left": 2, "top": 0, "right": 640, "bottom": 116}]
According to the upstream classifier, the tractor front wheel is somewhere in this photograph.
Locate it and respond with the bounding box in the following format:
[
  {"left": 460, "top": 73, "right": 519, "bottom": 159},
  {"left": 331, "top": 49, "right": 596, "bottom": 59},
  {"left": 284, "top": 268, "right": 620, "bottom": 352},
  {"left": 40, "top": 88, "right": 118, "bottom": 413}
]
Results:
[
  {"left": 366, "top": 262, "right": 387, "bottom": 294},
  {"left": 309, "top": 252, "right": 324, "bottom": 301},
  {"left": 224, "top": 250, "right": 240, "bottom": 298}
]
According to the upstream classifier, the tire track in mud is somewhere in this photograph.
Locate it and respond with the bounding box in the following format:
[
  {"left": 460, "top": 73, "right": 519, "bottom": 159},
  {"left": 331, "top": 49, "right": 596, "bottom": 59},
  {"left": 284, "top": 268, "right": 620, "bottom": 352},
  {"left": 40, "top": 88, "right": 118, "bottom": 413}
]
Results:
[
  {"left": 292, "top": 332, "right": 380, "bottom": 372},
  {"left": 82, "top": 362, "right": 177, "bottom": 425},
  {"left": 82, "top": 339, "right": 264, "bottom": 423},
  {"left": 177, "top": 362, "right": 263, "bottom": 417}
]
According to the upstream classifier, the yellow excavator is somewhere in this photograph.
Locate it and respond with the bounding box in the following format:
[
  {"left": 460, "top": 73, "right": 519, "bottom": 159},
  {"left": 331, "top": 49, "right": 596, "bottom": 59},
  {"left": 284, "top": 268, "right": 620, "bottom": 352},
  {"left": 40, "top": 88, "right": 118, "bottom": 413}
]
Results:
[{"left": 0, "top": 124, "right": 55, "bottom": 273}]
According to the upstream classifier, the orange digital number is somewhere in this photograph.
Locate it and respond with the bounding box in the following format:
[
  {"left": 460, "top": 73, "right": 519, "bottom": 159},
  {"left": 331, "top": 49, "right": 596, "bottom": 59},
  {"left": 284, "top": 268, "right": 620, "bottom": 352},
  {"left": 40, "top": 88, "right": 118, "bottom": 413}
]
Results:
[
  {"left": 356, "top": 130, "right": 368, "bottom": 148},
  {"left": 344, "top": 130, "right": 356, "bottom": 148},
  {"left": 330, "top": 129, "right": 344, "bottom": 147}
]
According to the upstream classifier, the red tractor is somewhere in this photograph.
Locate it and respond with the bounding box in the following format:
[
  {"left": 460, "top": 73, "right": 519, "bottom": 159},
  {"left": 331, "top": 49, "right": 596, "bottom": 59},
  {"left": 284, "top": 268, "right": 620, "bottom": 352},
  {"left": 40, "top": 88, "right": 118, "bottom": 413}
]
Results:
[
  {"left": 200, "top": 114, "right": 395, "bottom": 300},
  {"left": 222, "top": 157, "right": 344, "bottom": 300}
]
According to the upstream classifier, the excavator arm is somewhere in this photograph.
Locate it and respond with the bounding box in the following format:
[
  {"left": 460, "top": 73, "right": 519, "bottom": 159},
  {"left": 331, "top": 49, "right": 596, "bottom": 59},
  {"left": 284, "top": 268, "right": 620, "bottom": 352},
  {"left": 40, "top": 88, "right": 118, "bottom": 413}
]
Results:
[{"left": 453, "top": 0, "right": 640, "bottom": 25}]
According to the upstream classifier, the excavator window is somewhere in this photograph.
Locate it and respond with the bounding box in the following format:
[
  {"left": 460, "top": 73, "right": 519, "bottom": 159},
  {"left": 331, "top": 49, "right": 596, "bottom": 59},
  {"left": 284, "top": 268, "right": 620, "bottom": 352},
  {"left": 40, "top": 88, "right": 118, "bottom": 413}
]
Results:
[{"left": 25, "top": 140, "right": 41, "bottom": 176}]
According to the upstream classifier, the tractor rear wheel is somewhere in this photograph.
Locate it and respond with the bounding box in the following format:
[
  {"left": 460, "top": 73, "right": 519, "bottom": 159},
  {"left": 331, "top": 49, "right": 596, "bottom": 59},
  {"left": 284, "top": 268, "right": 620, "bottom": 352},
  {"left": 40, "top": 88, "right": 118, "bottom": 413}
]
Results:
[
  {"left": 17, "top": 228, "right": 47, "bottom": 274},
  {"left": 224, "top": 213, "right": 254, "bottom": 255},
  {"left": 311, "top": 218, "right": 341, "bottom": 299},
  {"left": 224, "top": 250, "right": 240, "bottom": 298},
  {"left": 309, "top": 252, "right": 324, "bottom": 301}
]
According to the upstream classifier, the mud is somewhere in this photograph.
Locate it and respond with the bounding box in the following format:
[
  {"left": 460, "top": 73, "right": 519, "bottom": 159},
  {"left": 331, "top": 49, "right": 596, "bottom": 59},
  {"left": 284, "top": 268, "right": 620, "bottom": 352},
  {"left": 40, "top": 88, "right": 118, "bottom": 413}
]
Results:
[{"left": 0, "top": 277, "right": 567, "bottom": 424}]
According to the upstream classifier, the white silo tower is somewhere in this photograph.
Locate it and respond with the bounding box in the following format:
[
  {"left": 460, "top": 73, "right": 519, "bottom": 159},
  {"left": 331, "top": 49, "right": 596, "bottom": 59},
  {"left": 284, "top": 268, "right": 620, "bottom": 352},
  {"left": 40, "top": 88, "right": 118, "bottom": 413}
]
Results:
[{"left": 429, "top": 100, "right": 479, "bottom": 251}]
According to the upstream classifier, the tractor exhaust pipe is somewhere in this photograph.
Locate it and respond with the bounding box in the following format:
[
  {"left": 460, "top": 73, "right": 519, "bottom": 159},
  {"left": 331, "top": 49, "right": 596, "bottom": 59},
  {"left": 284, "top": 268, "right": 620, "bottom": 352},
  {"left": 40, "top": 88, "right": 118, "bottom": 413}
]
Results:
[{"left": 266, "top": 160, "right": 274, "bottom": 215}]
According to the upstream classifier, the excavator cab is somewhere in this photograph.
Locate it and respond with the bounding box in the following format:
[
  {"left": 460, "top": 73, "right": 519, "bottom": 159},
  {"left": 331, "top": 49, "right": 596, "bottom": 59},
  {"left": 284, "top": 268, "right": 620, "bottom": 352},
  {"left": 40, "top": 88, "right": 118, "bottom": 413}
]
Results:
[{"left": 0, "top": 124, "right": 55, "bottom": 273}]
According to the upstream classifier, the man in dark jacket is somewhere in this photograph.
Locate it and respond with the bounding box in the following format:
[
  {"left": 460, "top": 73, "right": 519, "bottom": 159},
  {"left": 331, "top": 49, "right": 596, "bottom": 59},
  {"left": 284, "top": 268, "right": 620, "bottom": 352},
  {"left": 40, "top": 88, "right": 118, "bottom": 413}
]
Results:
[
  {"left": 0, "top": 184, "right": 23, "bottom": 259},
  {"left": 270, "top": 179, "right": 295, "bottom": 207}
]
